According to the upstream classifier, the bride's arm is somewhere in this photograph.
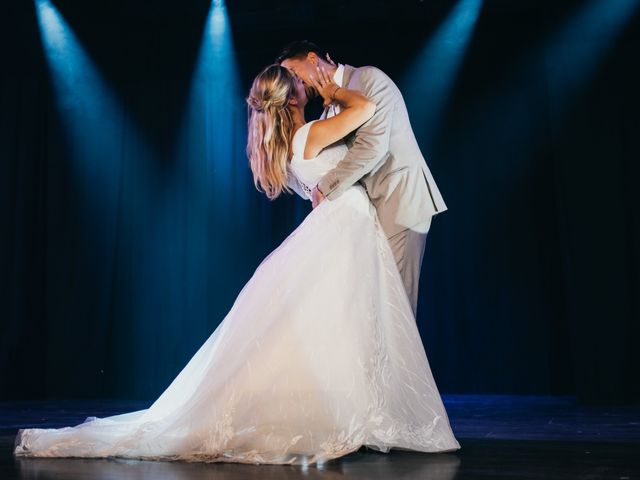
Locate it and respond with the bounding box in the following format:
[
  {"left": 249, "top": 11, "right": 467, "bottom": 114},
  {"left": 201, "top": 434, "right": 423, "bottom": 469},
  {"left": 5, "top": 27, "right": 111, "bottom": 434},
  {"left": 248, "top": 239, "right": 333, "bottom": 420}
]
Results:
[{"left": 304, "top": 66, "right": 375, "bottom": 159}]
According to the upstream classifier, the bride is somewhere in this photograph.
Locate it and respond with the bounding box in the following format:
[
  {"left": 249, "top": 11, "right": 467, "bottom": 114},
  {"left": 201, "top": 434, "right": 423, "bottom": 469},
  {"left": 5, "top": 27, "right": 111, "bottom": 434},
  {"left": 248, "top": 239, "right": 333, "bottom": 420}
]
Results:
[{"left": 13, "top": 63, "right": 461, "bottom": 465}]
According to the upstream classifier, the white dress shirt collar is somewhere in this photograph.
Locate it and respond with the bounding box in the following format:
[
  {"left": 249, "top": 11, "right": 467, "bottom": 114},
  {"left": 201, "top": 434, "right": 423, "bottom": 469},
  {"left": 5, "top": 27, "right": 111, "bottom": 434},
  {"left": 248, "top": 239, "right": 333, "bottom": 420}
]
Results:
[{"left": 332, "top": 63, "right": 345, "bottom": 87}]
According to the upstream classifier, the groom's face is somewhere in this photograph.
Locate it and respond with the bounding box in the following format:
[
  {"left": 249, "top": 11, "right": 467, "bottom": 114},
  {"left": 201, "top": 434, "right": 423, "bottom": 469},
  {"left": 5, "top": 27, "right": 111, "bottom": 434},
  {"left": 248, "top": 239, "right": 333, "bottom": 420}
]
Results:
[
  {"left": 291, "top": 74, "right": 309, "bottom": 108},
  {"left": 281, "top": 54, "right": 319, "bottom": 100}
]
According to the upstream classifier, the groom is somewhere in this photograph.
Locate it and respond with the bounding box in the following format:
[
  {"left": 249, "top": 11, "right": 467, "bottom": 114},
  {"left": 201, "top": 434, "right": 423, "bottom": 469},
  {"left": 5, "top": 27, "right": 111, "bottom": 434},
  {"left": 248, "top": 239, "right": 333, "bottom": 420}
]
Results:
[{"left": 277, "top": 41, "right": 448, "bottom": 317}]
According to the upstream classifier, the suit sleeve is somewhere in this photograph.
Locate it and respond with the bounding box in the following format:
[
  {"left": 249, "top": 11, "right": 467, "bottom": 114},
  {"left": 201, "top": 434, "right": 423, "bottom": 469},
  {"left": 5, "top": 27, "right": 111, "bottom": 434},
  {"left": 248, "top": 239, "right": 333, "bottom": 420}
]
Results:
[{"left": 316, "top": 67, "right": 396, "bottom": 200}]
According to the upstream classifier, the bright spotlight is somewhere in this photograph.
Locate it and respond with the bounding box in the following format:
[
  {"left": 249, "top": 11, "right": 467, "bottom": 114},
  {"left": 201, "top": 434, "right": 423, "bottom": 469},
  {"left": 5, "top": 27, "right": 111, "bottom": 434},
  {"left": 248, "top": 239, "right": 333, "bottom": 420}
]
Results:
[
  {"left": 400, "top": 0, "right": 483, "bottom": 149},
  {"left": 34, "top": 0, "right": 127, "bottom": 207},
  {"left": 176, "top": 0, "right": 246, "bottom": 209}
]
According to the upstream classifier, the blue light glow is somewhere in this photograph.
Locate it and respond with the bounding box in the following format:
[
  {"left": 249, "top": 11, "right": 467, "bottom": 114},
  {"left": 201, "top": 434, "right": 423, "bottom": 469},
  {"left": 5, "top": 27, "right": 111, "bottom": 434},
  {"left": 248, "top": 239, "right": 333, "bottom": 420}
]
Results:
[
  {"left": 176, "top": 0, "right": 245, "bottom": 206},
  {"left": 34, "top": 0, "right": 130, "bottom": 211},
  {"left": 400, "top": 0, "right": 483, "bottom": 149},
  {"left": 544, "top": 0, "right": 639, "bottom": 107}
]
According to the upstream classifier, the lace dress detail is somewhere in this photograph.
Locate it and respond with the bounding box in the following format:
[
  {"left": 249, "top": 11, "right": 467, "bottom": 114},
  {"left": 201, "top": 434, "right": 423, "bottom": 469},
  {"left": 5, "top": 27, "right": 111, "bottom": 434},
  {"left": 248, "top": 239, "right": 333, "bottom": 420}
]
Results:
[{"left": 298, "top": 179, "right": 313, "bottom": 198}]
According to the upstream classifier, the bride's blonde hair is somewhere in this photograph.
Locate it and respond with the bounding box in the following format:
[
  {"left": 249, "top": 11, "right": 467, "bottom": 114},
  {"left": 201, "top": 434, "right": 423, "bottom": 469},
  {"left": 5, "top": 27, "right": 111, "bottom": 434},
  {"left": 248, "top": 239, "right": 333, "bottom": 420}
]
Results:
[{"left": 246, "top": 64, "right": 297, "bottom": 200}]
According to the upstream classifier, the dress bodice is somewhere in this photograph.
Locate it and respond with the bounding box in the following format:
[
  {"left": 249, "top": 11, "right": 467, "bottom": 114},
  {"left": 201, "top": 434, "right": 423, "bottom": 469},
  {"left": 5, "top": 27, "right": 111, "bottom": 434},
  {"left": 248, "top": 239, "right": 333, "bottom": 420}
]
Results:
[{"left": 289, "top": 119, "right": 348, "bottom": 197}]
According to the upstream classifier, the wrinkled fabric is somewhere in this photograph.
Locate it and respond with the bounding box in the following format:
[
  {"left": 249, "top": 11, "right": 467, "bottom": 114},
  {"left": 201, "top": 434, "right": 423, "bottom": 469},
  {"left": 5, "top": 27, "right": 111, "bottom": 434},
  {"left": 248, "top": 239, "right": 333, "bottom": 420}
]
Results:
[{"left": 14, "top": 122, "right": 460, "bottom": 465}]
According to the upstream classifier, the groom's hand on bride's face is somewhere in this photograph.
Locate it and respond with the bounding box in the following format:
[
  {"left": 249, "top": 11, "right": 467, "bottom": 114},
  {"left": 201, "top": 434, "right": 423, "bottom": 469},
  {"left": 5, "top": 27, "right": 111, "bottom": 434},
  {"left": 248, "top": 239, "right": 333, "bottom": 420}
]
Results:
[{"left": 311, "top": 186, "right": 325, "bottom": 209}]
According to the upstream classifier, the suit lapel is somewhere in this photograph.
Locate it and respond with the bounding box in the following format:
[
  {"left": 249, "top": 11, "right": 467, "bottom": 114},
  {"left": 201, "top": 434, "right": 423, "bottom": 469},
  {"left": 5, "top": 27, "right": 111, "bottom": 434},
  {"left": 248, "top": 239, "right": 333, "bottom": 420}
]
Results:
[{"left": 341, "top": 65, "right": 358, "bottom": 146}]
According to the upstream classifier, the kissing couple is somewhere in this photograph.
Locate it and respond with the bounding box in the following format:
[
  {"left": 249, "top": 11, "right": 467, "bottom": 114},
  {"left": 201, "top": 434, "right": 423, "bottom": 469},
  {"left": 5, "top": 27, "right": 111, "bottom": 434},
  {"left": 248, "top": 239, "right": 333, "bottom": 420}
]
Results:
[{"left": 14, "top": 40, "right": 458, "bottom": 465}]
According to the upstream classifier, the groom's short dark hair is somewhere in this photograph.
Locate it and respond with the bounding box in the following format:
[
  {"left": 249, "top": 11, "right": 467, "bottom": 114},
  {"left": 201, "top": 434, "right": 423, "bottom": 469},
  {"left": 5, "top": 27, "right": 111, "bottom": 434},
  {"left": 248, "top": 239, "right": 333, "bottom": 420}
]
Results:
[{"left": 275, "top": 40, "right": 328, "bottom": 63}]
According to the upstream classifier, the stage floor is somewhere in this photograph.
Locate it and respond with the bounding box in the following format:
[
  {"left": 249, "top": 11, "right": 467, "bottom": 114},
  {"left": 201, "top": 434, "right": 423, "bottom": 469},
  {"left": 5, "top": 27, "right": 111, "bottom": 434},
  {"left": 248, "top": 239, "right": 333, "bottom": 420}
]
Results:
[{"left": 1, "top": 394, "right": 638, "bottom": 479}]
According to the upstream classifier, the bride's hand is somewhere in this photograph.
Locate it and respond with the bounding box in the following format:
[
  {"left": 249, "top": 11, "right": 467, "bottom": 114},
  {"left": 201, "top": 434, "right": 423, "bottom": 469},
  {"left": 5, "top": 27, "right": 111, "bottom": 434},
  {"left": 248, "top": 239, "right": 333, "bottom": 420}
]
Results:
[{"left": 308, "top": 64, "right": 340, "bottom": 109}]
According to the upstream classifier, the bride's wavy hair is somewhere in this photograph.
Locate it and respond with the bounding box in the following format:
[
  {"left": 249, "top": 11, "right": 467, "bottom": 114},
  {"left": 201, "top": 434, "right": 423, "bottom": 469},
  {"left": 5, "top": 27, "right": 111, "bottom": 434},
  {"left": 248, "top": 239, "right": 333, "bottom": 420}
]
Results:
[{"left": 246, "top": 64, "right": 297, "bottom": 200}]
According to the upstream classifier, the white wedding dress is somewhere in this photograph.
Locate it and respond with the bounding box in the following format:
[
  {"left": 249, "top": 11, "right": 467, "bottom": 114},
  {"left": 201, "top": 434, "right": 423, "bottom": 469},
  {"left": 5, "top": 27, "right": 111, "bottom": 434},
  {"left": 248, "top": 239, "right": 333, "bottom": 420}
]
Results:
[{"left": 14, "top": 119, "right": 461, "bottom": 465}]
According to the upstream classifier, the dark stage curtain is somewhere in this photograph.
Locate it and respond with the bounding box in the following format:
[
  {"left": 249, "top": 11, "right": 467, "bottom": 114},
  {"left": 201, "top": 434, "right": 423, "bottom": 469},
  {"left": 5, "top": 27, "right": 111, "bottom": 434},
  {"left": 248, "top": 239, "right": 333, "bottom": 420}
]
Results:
[{"left": 1, "top": 0, "right": 638, "bottom": 404}]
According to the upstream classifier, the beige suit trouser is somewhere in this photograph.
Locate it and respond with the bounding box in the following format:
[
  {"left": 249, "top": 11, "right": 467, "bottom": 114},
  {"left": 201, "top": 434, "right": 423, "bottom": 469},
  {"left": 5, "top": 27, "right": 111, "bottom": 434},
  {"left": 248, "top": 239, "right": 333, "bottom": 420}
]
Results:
[{"left": 386, "top": 217, "right": 432, "bottom": 318}]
